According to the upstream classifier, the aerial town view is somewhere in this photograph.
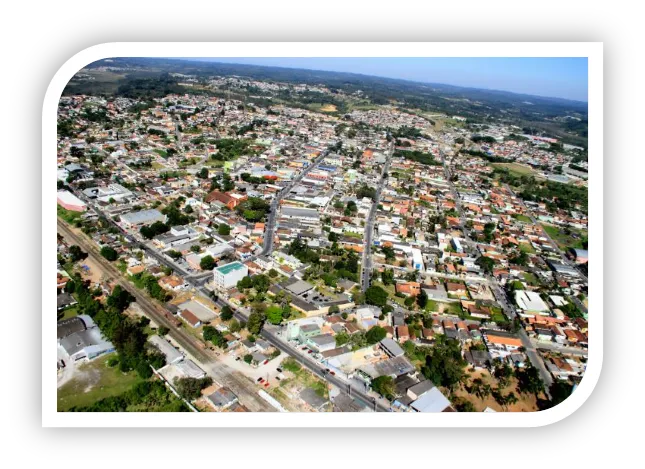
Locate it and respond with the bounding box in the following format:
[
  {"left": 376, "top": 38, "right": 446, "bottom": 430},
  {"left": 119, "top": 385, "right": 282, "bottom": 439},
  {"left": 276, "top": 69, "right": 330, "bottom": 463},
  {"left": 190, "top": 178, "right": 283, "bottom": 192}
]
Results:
[{"left": 55, "top": 57, "right": 589, "bottom": 414}]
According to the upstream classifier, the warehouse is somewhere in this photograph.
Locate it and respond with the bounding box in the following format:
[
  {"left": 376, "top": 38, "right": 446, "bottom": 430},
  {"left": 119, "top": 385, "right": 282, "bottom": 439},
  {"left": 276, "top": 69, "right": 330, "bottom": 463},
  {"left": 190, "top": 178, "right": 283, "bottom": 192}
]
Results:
[
  {"left": 57, "top": 190, "right": 87, "bottom": 212},
  {"left": 120, "top": 209, "right": 167, "bottom": 228}
]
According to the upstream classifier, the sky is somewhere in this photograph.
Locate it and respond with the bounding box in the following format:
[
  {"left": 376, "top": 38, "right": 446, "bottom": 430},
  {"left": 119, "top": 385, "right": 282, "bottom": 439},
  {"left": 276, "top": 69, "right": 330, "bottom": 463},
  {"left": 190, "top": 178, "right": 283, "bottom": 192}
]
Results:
[{"left": 188, "top": 57, "right": 588, "bottom": 102}]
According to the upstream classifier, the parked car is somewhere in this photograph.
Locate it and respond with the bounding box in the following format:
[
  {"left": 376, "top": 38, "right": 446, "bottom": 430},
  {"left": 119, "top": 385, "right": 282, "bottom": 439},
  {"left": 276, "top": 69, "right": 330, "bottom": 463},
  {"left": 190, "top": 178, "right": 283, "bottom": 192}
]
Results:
[
  {"left": 263, "top": 359, "right": 269, "bottom": 365},
  {"left": 256, "top": 377, "right": 263, "bottom": 383},
  {"left": 276, "top": 367, "right": 283, "bottom": 373}
]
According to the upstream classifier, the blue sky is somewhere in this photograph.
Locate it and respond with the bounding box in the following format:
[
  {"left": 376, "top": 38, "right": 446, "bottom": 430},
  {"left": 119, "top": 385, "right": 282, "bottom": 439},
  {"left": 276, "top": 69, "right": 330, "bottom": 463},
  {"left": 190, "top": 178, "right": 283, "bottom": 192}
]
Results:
[{"left": 189, "top": 57, "right": 588, "bottom": 102}]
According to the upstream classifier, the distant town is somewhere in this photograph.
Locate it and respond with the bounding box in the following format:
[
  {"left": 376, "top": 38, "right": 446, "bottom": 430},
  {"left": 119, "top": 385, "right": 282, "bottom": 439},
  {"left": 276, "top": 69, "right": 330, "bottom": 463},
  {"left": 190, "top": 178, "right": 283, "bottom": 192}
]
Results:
[{"left": 56, "top": 59, "right": 589, "bottom": 413}]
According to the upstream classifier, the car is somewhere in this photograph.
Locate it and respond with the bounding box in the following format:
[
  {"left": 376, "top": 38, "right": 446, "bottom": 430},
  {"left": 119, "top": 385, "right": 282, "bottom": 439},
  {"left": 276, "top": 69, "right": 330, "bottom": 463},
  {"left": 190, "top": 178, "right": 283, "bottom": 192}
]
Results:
[
  {"left": 263, "top": 359, "right": 269, "bottom": 365},
  {"left": 308, "top": 350, "right": 313, "bottom": 354},
  {"left": 301, "top": 346, "right": 308, "bottom": 351},
  {"left": 276, "top": 367, "right": 282, "bottom": 373},
  {"left": 264, "top": 382, "right": 270, "bottom": 388},
  {"left": 256, "top": 377, "right": 263, "bottom": 383},
  {"left": 235, "top": 356, "right": 241, "bottom": 361},
  {"left": 275, "top": 376, "right": 281, "bottom": 381},
  {"left": 329, "top": 371, "right": 335, "bottom": 376}
]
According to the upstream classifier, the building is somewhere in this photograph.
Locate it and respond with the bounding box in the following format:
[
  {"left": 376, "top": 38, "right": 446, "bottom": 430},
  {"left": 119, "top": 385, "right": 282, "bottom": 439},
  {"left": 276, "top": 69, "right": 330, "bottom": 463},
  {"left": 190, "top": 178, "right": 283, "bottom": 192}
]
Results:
[
  {"left": 213, "top": 261, "right": 248, "bottom": 290},
  {"left": 120, "top": 209, "right": 167, "bottom": 228},
  {"left": 148, "top": 335, "right": 184, "bottom": 365},
  {"left": 410, "top": 387, "right": 453, "bottom": 412},
  {"left": 206, "top": 387, "right": 239, "bottom": 410},
  {"left": 58, "top": 317, "right": 115, "bottom": 362},
  {"left": 514, "top": 290, "right": 550, "bottom": 315},
  {"left": 57, "top": 190, "right": 87, "bottom": 212}
]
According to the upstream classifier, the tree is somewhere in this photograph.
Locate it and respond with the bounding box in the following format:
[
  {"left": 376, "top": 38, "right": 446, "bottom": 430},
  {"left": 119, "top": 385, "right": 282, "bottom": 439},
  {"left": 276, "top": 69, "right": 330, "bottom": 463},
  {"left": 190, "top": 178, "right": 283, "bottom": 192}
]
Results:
[
  {"left": 252, "top": 274, "right": 271, "bottom": 293},
  {"left": 365, "top": 325, "right": 387, "bottom": 344},
  {"left": 217, "top": 223, "right": 231, "bottom": 236},
  {"left": 454, "top": 398, "right": 477, "bottom": 412},
  {"left": 237, "top": 276, "right": 253, "bottom": 290},
  {"left": 200, "top": 255, "right": 216, "bottom": 271},
  {"left": 516, "top": 364, "right": 545, "bottom": 396},
  {"left": 365, "top": 285, "right": 388, "bottom": 307},
  {"left": 476, "top": 256, "right": 496, "bottom": 274},
  {"left": 247, "top": 311, "right": 265, "bottom": 335},
  {"left": 68, "top": 245, "right": 87, "bottom": 262},
  {"left": 220, "top": 305, "right": 233, "bottom": 321},
  {"left": 100, "top": 246, "right": 118, "bottom": 262},
  {"left": 404, "top": 296, "right": 416, "bottom": 308},
  {"left": 371, "top": 375, "right": 396, "bottom": 400},
  {"left": 173, "top": 377, "right": 213, "bottom": 400},
  {"left": 268, "top": 268, "right": 278, "bottom": 278},
  {"left": 266, "top": 306, "right": 283, "bottom": 325},
  {"left": 417, "top": 289, "right": 428, "bottom": 309},
  {"left": 229, "top": 318, "right": 241, "bottom": 333},
  {"left": 381, "top": 268, "right": 395, "bottom": 285},
  {"left": 158, "top": 326, "right": 170, "bottom": 336},
  {"left": 243, "top": 354, "right": 253, "bottom": 364}
]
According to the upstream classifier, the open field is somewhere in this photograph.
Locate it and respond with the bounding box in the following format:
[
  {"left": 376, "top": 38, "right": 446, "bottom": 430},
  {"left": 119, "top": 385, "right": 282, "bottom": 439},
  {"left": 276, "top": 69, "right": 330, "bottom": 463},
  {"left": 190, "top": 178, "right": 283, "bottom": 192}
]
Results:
[
  {"left": 451, "top": 369, "right": 540, "bottom": 412},
  {"left": 319, "top": 104, "right": 337, "bottom": 112},
  {"left": 57, "top": 355, "right": 143, "bottom": 411},
  {"left": 492, "top": 162, "right": 541, "bottom": 177},
  {"left": 513, "top": 214, "right": 533, "bottom": 223},
  {"left": 541, "top": 223, "right": 587, "bottom": 250}
]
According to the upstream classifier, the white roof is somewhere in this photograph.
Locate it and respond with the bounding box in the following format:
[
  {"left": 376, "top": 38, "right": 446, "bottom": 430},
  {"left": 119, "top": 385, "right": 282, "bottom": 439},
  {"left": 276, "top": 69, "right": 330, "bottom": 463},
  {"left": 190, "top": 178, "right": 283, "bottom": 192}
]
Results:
[
  {"left": 515, "top": 290, "right": 549, "bottom": 312},
  {"left": 57, "top": 190, "right": 86, "bottom": 207},
  {"left": 410, "top": 387, "right": 451, "bottom": 413}
]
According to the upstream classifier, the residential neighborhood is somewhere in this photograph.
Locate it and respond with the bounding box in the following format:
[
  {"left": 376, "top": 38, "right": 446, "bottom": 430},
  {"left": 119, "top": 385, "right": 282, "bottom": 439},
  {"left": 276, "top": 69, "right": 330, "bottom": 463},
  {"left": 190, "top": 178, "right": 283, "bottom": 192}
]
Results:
[{"left": 56, "top": 58, "right": 588, "bottom": 414}]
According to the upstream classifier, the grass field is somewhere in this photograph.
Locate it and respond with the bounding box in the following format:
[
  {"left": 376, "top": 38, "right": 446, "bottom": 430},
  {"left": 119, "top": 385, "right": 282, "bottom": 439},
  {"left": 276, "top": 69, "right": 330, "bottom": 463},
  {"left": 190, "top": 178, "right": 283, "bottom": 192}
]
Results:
[
  {"left": 57, "top": 355, "right": 143, "bottom": 411},
  {"left": 58, "top": 305, "right": 79, "bottom": 321},
  {"left": 57, "top": 205, "right": 83, "bottom": 224},
  {"left": 522, "top": 272, "right": 540, "bottom": 286},
  {"left": 541, "top": 223, "right": 587, "bottom": 250},
  {"left": 519, "top": 242, "right": 536, "bottom": 254},
  {"left": 513, "top": 214, "right": 533, "bottom": 223},
  {"left": 492, "top": 162, "right": 542, "bottom": 178}
]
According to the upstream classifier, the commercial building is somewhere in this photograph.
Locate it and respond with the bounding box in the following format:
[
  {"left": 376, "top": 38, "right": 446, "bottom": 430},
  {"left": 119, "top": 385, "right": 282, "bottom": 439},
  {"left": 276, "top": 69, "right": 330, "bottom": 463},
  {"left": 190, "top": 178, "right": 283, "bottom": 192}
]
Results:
[
  {"left": 57, "top": 190, "right": 87, "bottom": 212},
  {"left": 120, "top": 209, "right": 167, "bottom": 228},
  {"left": 213, "top": 261, "right": 248, "bottom": 290}
]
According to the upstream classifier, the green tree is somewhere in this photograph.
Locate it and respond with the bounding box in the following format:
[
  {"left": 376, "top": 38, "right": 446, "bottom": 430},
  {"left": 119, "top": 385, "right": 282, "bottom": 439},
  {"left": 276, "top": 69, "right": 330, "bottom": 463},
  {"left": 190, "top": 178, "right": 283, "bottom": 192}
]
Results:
[
  {"left": 100, "top": 246, "right": 118, "bottom": 261},
  {"left": 371, "top": 375, "right": 396, "bottom": 400},
  {"left": 217, "top": 224, "right": 231, "bottom": 236},
  {"left": 158, "top": 326, "right": 170, "bottom": 336},
  {"left": 243, "top": 354, "right": 253, "bottom": 364},
  {"left": 220, "top": 305, "right": 233, "bottom": 321},
  {"left": 365, "top": 325, "right": 387, "bottom": 344},
  {"left": 266, "top": 306, "right": 283, "bottom": 325},
  {"left": 365, "top": 285, "right": 388, "bottom": 307},
  {"left": 515, "top": 365, "right": 545, "bottom": 396},
  {"left": 68, "top": 245, "right": 87, "bottom": 262},
  {"left": 247, "top": 311, "right": 265, "bottom": 335},
  {"left": 229, "top": 318, "right": 241, "bottom": 333},
  {"left": 476, "top": 256, "right": 496, "bottom": 274},
  {"left": 173, "top": 377, "right": 213, "bottom": 400},
  {"left": 200, "top": 255, "right": 216, "bottom": 270},
  {"left": 417, "top": 289, "right": 428, "bottom": 309}
]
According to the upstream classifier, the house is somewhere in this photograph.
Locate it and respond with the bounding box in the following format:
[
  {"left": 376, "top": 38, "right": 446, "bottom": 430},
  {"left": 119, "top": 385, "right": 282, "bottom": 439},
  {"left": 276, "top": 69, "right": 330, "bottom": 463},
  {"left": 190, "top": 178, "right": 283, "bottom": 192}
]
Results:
[
  {"left": 57, "top": 190, "right": 87, "bottom": 212},
  {"left": 204, "top": 190, "right": 247, "bottom": 210},
  {"left": 213, "top": 261, "right": 248, "bottom": 290},
  {"left": 446, "top": 282, "right": 468, "bottom": 299},
  {"left": 159, "top": 275, "right": 188, "bottom": 292},
  {"left": 515, "top": 290, "right": 550, "bottom": 316},
  {"left": 395, "top": 282, "right": 421, "bottom": 296},
  {"left": 179, "top": 309, "right": 202, "bottom": 328},
  {"left": 464, "top": 349, "right": 492, "bottom": 368},
  {"left": 206, "top": 387, "right": 239, "bottom": 410},
  {"left": 120, "top": 209, "right": 166, "bottom": 228},
  {"left": 397, "top": 325, "right": 410, "bottom": 343}
]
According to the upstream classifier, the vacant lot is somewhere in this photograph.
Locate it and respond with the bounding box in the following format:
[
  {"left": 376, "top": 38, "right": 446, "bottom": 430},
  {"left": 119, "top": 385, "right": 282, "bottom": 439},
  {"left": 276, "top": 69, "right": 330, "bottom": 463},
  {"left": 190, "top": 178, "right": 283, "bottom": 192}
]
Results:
[
  {"left": 452, "top": 370, "right": 539, "bottom": 412},
  {"left": 541, "top": 223, "right": 587, "bottom": 250},
  {"left": 57, "top": 355, "right": 143, "bottom": 411},
  {"left": 319, "top": 104, "right": 338, "bottom": 112}
]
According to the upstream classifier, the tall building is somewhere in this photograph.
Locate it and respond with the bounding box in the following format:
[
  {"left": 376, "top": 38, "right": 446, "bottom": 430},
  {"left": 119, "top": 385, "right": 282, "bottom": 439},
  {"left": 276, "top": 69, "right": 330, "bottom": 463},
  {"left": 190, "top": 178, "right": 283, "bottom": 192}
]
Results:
[{"left": 213, "top": 261, "right": 248, "bottom": 290}]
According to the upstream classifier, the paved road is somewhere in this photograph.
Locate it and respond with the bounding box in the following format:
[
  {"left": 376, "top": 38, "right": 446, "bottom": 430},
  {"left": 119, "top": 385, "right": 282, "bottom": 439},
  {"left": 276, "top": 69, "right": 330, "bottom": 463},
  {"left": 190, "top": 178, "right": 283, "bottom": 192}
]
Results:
[
  {"left": 361, "top": 142, "right": 394, "bottom": 292},
  {"left": 534, "top": 342, "right": 588, "bottom": 357},
  {"left": 57, "top": 219, "right": 274, "bottom": 412},
  {"left": 260, "top": 150, "right": 328, "bottom": 257}
]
